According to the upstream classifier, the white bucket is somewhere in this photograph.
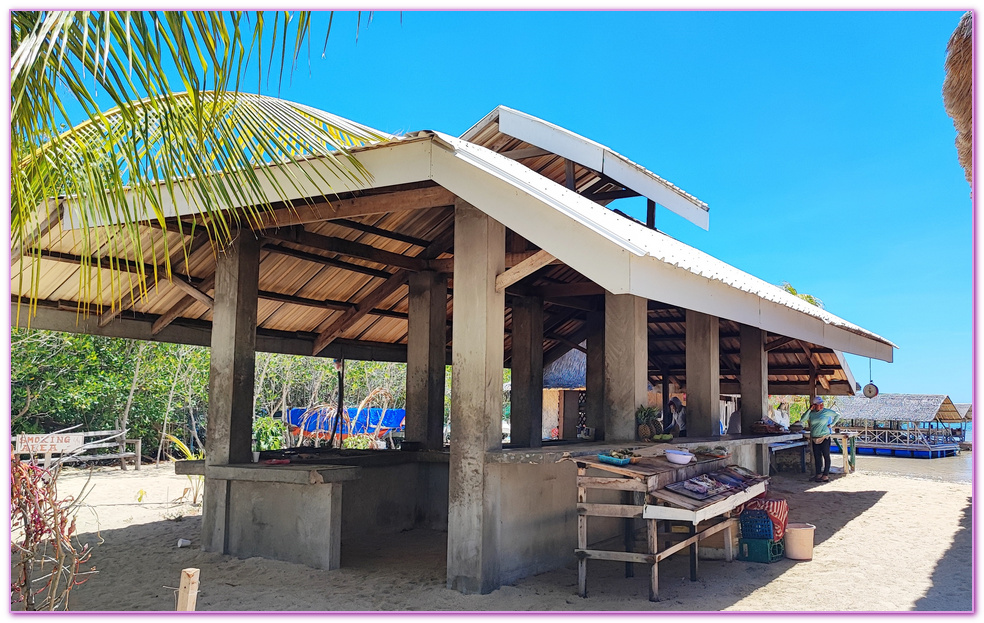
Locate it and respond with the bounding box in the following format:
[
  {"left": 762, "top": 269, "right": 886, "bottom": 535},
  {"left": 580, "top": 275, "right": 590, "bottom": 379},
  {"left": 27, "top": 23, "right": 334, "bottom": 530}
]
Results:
[{"left": 785, "top": 523, "right": 816, "bottom": 560}]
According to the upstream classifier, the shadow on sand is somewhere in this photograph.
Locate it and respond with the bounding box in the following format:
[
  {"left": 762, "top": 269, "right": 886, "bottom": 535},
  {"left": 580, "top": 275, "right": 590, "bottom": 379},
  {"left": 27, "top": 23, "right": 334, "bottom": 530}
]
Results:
[{"left": 912, "top": 494, "right": 973, "bottom": 611}]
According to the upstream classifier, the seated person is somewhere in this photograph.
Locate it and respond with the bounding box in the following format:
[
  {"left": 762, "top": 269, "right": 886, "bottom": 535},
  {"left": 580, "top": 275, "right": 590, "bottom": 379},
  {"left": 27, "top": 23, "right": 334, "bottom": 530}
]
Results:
[{"left": 665, "top": 396, "right": 687, "bottom": 437}]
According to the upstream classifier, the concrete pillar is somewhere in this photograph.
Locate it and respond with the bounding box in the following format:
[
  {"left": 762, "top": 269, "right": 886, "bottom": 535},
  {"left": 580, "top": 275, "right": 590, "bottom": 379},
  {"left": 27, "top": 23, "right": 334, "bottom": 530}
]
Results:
[
  {"left": 585, "top": 310, "right": 605, "bottom": 438},
  {"left": 685, "top": 309, "right": 720, "bottom": 438},
  {"left": 447, "top": 201, "right": 505, "bottom": 594},
  {"left": 406, "top": 271, "right": 448, "bottom": 450},
  {"left": 603, "top": 293, "right": 648, "bottom": 441},
  {"left": 739, "top": 324, "right": 769, "bottom": 433},
  {"left": 510, "top": 295, "right": 544, "bottom": 447},
  {"left": 202, "top": 231, "right": 259, "bottom": 553}
]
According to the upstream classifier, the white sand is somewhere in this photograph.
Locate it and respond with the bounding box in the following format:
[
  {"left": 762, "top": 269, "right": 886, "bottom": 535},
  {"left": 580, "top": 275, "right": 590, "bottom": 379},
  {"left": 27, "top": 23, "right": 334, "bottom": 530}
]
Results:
[{"left": 48, "top": 460, "right": 972, "bottom": 613}]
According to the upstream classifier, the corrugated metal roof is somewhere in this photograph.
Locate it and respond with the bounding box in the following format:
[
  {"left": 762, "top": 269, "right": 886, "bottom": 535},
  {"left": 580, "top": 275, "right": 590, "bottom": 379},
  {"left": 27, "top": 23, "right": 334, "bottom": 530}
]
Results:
[
  {"left": 14, "top": 102, "right": 895, "bottom": 396},
  {"left": 835, "top": 394, "right": 960, "bottom": 422},
  {"left": 432, "top": 130, "right": 896, "bottom": 357}
]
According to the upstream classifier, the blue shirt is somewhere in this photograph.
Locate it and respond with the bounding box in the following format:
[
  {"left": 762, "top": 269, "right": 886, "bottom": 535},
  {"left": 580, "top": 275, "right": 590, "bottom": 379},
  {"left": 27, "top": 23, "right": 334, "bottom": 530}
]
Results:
[{"left": 806, "top": 407, "right": 840, "bottom": 438}]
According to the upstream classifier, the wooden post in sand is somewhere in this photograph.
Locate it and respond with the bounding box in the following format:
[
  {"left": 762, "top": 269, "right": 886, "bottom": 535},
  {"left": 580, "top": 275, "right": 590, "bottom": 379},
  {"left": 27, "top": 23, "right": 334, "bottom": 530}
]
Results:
[{"left": 176, "top": 568, "right": 200, "bottom": 611}]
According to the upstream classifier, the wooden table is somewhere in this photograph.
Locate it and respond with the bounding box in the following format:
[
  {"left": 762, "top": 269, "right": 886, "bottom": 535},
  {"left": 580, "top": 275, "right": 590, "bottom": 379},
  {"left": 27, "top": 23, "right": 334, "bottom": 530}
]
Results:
[
  {"left": 562, "top": 447, "right": 768, "bottom": 602},
  {"left": 828, "top": 431, "right": 858, "bottom": 474}
]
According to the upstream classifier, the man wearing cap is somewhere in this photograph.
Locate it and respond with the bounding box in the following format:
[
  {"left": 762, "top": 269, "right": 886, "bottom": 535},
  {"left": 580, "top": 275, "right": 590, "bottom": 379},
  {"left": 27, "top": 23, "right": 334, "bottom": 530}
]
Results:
[{"left": 805, "top": 396, "right": 840, "bottom": 482}]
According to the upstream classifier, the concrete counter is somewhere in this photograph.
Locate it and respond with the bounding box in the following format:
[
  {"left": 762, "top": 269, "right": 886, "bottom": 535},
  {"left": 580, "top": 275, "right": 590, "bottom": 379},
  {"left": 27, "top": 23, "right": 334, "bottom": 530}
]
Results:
[{"left": 485, "top": 434, "right": 804, "bottom": 465}]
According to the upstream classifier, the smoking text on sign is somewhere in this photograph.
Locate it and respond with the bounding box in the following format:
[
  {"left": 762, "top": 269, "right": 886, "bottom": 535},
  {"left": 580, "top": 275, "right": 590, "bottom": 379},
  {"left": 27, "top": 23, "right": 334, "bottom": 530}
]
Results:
[{"left": 15, "top": 434, "right": 85, "bottom": 454}]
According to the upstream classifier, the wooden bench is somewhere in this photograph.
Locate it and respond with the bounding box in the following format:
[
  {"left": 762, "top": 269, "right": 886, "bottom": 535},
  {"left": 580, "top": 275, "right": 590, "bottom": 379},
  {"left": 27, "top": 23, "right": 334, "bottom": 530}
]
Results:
[
  {"left": 768, "top": 440, "right": 808, "bottom": 474},
  {"left": 15, "top": 430, "right": 142, "bottom": 470}
]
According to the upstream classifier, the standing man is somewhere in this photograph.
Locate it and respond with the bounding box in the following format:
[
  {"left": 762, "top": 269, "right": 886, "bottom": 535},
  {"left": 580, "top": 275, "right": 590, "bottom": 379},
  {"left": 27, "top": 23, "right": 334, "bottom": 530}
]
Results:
[{"left": 806, "top": 396, "right": 840, "bottom": 482}]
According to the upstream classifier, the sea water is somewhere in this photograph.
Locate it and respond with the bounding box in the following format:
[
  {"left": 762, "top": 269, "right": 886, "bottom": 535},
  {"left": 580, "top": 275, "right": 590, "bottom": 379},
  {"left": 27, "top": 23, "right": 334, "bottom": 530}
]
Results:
[{"left": 854, "top": 451, "right": 974, "bottom": 484}]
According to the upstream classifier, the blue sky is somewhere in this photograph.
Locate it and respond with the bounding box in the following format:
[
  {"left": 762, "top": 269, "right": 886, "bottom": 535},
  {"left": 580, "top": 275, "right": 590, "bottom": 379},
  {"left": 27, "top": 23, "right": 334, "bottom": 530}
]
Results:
[
  {"left": 270, "top": 10, "right": 972, "bottom": 402},
  {"left": 56, "top": 10, "right": 975, "bottom": 402}
]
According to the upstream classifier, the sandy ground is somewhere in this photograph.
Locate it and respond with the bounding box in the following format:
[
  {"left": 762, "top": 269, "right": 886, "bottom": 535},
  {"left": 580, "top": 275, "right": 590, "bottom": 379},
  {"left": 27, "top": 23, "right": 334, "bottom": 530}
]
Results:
[{"left": 40, "top": 456, "right": 973, "bottom": 614}]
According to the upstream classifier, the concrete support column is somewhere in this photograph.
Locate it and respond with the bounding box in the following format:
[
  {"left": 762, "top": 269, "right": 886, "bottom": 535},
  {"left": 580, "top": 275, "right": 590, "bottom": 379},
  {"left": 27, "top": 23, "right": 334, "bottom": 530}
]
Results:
[
  {"left": 603, "top": 293, "right": 648, "bottom": 441},
  {"left": 447, "top": 201, "right": 505, "bottom": 594},
  {"left": 685, "top": 309, "right": 720, "bottom": 438},
  {"left": 406, "top": 271, "right": 448, "bottom": 449},
  {"left": 739, "top": 324, "right": 769, "bottom": 433},
  {"left": 202, "top": 231, "right": 260, "bottom": 553},
  {"left": 585, "top": 311, "right": 605, "bottom": 438},
  {"left": 510, "top": 295, "right": 544, "bottom": 447}
]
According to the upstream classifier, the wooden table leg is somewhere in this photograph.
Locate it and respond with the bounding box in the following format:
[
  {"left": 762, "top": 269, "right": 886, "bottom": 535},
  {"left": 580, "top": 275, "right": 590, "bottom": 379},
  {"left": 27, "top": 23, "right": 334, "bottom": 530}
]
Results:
[
  {"left": 841, "top": 437, "right": 851, "bottom": 474},
  {"left": 723, "top": 518, "right": 735, "bottom": 562},
  {"left": 623, "top": 490, "right": 634, "bottom": 578},
  {"left": 689, "top": 523, "right": 698, "bottom": 581},
  {"left": 577, "top": 468, "right": 588, "bottom": 598},
  {"left": 647, "top": 518, "right": 659, "bottom": 602}
]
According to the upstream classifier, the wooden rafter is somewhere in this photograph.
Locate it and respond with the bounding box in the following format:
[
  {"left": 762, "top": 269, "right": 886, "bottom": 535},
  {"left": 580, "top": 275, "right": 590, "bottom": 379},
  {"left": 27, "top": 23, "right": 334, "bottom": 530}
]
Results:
[
  {"left": 311, "top": 225, "right": 455, "bottom": 355},
  {"left": 249, "top": 185, "right": 456, "bottom": 229},
  {"left": 495, "top": 250, "right": 555, "bottom": 293},
  {"left": 765, "top": 336, "right": 797, "bottom": 352},
  {"left": 329, "top": 219, "right": 431, "bottom": 247},
  {"left": 99, "top": 231, "right": 212, "bottom": 327},
  {"left": 262, "top": 229, "right": 428, "bottom": 271},
  {"left": 262, "top": 243, "right": 392, "bottom": 279},
  {"left": 152, "top": 274, "right": 216, "bottom": 335},
  {"left": 12, "top": 199, "right": 65, "bottom": 262}
]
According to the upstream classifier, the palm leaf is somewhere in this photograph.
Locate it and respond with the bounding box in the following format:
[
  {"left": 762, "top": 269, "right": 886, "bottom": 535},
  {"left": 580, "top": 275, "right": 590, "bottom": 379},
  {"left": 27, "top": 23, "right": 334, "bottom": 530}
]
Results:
[{"left": 11, "top": 11, "right": 386, "bottom": 311}]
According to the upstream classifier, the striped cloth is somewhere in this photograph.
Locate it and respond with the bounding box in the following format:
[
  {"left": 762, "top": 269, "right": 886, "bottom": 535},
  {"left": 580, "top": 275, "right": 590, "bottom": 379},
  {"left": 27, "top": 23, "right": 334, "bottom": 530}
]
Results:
[{"left": 744, "top": 497, "right": 789, "bottom": 540}]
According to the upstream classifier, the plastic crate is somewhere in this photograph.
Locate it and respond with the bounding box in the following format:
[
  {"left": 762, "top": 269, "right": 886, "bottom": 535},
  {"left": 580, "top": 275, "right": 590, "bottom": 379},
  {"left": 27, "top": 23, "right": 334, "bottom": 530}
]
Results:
[
  {"left": 739, "top": 510, "right": 775, "bottom": 540},
  {"left": 738, "top": 538, "right": 784, "bottom": 563}
]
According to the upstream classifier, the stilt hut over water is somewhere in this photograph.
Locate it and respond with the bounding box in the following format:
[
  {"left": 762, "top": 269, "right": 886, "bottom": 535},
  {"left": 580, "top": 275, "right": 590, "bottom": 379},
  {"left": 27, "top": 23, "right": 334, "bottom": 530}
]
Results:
[
  {"left": 835, "top": 394, "right": 962, "bottom": 458},
  {"left": 953, "top": 403, "right": 972, "bottom": 447},
  {"left": 13, "top": 101, "right": 897, "bottom": 594}
]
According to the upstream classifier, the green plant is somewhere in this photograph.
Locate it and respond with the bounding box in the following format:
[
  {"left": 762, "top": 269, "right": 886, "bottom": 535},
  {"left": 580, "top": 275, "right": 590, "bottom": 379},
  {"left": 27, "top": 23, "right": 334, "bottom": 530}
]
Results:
[
  {"left": 253, "top": 416, "right": 287, "bottom": 451},
  {"left": 341, "top": 434, "right": 374, "bottom": 450},
  {"left": 165, "top": 434, "right": 204, "bottom": 506}
]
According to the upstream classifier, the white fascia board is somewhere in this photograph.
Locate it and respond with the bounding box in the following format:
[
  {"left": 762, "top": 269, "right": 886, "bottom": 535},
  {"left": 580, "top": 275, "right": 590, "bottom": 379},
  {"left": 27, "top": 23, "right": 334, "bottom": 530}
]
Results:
[
  {"left": 60, "top": 138, "right": 435, "bottom": 230},
  {"left": 496, "top": 106, "right": 709, "bottom": 230},
  {"left": 602, "top": 152, "right": 709, "bottom": 230},
  {"left": 498, "top": 106, "right": 606, "bottom": 171},
  {"left": 835, "top": 351, "right": 858, "bottom": 394},
  {"left": 430, "top": 136, "right": 635, "bottom": 295},
  {"left": 459, "top": 106, "right": 502, "bottom": 142}
]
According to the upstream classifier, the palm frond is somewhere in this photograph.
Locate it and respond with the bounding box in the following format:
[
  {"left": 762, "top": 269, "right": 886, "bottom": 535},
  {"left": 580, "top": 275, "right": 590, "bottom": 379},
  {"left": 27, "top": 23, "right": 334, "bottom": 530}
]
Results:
[{"left": 11, "top": 10, "right": 388, "bottom": 310}]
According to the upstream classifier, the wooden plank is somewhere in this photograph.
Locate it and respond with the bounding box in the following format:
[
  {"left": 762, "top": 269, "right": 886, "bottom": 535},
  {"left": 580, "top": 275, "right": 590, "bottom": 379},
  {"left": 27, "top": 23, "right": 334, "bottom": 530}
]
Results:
[
  {"left": 577, "top": 468, "right": 588, "bottom": 598},
  {"left": 262, "top": 243, "right": 393, "bottom": 278},
  {"left": 152, "top": 274, "right": 216, "bottom": 335},
  {"left": 576, "top": 476, "right": 646, "bottom": 492},
  {"left": 311, "top": 225, "right": 454, "bottom": 355},
  {"left": 644, "top": 481, "right": 768, "bottom": 524},
  {"left": 176, "top": 568, "right": 200, "bottom": 611},
  {"left": 577, "top": 503, "right": 644, "bottom": 519},
  {"left": 329, "top": 218, "right": 431, "bottom": 247},
  {"left": 500, "top": 146, "right": 552, "bottom": 160},
  {"left": 574, "top": 549, "right": 654, "bottom": 564},
  {"left": 170, "top": 274, "right": 214, "bottom": 309},
  {"left": 12, "top": 199, "right": 64, "bottom": 262},
  {"left": 535, "top": 281, "right": 605, "bottom": 298},
  {"left": 250, "top": 185, "right": 456, "bottom": 229},
  {"left": 428, "top": 250, "right": 563, "bottom": 274},
  {"left": 652, "top": 518, "right": 736, "bottom": 563},
  {"left": 263, "top": 229, "right": 428, "bottom": 271},
  {"left": 648, "top": 519, "right": 660, "bottom": 602},
  {"left": 495, "top": 250, "right": 555, "bottom": 292},
  {"left": 764, "top": 336, "right": 797, "bottom": 352}
]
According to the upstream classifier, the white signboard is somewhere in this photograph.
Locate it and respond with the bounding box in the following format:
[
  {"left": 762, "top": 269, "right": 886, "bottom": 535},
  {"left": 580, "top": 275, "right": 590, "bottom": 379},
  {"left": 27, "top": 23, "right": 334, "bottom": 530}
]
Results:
[{"left": 15, "top": 433, "right": 85, "bottom": 454}]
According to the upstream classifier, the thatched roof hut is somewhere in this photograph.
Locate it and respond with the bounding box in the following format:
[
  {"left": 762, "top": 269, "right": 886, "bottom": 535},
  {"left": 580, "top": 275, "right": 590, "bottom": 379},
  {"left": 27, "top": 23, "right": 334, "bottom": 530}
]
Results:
[
  {"left": 954, "top": 402, "right": 973, "bottom": 421},
  {"left": 943, "top": 11, "right": 973, "bottom": 185},
  {"left": 836, "top": 393, "right": 961, "bottom": 422},
  {"left": 542, "top": 349, "right": 586, "bottom": 390}
]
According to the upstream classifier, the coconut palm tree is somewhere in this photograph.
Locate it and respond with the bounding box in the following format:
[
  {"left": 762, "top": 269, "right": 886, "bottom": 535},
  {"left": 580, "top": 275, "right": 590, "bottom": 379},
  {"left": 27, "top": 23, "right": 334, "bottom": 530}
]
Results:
[{"left": 11, "top": 11, "right": 388, "bottom": 306}]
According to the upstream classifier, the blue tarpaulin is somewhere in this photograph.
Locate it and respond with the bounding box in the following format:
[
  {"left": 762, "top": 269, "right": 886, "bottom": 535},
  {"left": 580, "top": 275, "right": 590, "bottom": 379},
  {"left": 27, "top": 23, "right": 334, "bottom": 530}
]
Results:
[{"left": 287, "top": 407, "right": 406, "bottom": 436}]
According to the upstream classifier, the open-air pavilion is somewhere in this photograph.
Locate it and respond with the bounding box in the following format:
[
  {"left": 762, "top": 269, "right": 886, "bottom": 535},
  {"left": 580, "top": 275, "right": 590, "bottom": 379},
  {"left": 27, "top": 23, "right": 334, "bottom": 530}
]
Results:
[
  {"left": 12, "top": 101, "right": 897, "bottom": 594},
  {"left": 835, "top": 394, "right": 963, "bottom": 458}
]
